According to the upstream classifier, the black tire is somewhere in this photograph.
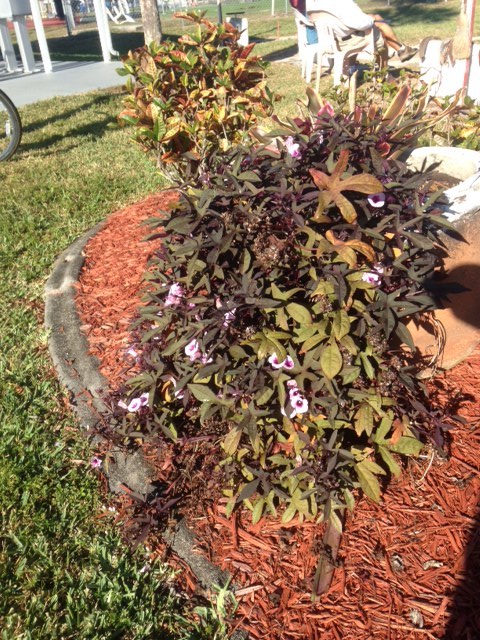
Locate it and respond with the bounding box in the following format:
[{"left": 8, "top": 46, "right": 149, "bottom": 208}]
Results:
[{"left": 0, "top": 89, "right": 22, "bottom": 161}]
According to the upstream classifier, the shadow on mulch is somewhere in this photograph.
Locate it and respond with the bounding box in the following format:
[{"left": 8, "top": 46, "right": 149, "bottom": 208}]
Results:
[{"left": 442, "top": 507, "right": 480, "bottom": 639}]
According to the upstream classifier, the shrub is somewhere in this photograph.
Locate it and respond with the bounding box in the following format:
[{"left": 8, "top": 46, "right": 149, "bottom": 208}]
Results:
[
  {"left": 113, "top": 87, "right": 455, "bottom": 528},
  {"left": 118, "top": 12, "right": 275, "bottom": 182}
]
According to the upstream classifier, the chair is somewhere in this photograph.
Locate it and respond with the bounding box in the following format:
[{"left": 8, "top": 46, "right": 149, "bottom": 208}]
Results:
[
  {"left": 292, "top": 8, "right": 328, "bottom": 81},
  {"left": 307, "top": 12, "right": 376, "bottom": 92}
]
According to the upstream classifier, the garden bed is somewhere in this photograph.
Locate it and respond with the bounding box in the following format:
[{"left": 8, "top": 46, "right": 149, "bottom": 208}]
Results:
[{"left": 75, "top": 194, "right": 480, "bottom": 640}]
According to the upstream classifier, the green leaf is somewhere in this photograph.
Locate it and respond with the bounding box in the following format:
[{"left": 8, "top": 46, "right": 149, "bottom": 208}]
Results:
[
  {"left": 320, "top": 342, "right": 343, "bottom": 379},
  {"left": 359, "top": 352, "right": 375, "bottom": 379},
  {"left": 252, "top": 499, "right": 265, "bottom": 524},
  {"left": 395, "top": 321, "right": 415, "bottom": 350},
  {"left": 223, "top": 426, "right": 243, "bottom": 456},
  {"left": 281, "top": 502, "right": 298, "bottom": 523},
  {"left": 256, "top": 387, "right": 274, "bottom": 406},
  {"left": 378, "top": 445, "right": 401, "bottom": 477},
  {"left": 354, "top": 403, "right": 374, "bottom": 437},
  {"left": 286, "top": 303, "right": 313, "bottom": 325},
  {"left": 343, "top": 488, "right": 355, "bottom": 511},
  {"left": 389, "top": 436, "right": 423, "bottom": 456},
  {"left": 332, "top": 310, "right": 351, "bottom": 340},
  {"left": 355, "top": 460, "right": 382, "bottom": 502},
  {"left": 341, "top": 365, "right": 360, "bottom": 385},
  {"left": 187, "top": 383, "right": 219, "bottom": 403}
]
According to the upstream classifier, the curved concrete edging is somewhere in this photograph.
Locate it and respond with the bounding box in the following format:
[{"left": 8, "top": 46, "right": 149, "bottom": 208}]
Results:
[{"left": 44, "top": 223, "right": 246, "bottom": 640}]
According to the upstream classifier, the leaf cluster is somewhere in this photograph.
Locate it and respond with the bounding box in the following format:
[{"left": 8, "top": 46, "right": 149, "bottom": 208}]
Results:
[
  {"left": 117, "top": 90, "right": 454, "bottom": 525},
  {"left": 118, "top": 11, "right": 275, "bottom": 182}
]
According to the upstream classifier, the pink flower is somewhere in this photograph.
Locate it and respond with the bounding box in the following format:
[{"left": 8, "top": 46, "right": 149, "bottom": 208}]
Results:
[
  {"left": 126, "top": 392, "right": 149, "bottom": 412},
  {"left": 268, "top": 353, "right": 295, "bottom": 370},
  {"left": 285, "top": 136, "right": 301, "bottom": 159},
  {"left": 126, "top": 347, "right": 138, "bottom": 359},
  {"left": 118, "top": 400, "right": 128, "bottom": 410},
  {"left": 165, "top": 282, "right": 184, "bottom": 307},
  {"left": 288, "top": 386, "right": 302, "bottom": 399},
  {"left": 367, "top": 193, "right": 386, "bottom": 208},
  {"left": 362, "top": 265, "right": 384, "bottom": 286},
  {"left": 222, "top": 309, "right": 236, "bottom": 327},
  {"left": 169, "top": 283, "right": 184, "bottom": 298},
  {"left": 317, "top": 101, "right": 335, "bottom": 119},
  {"left": 185, "top": 338, "right": 201, "bottom": 362},
  {"left": 362, "top": 271, "right": 381, "bottom": 285},
  {"left": 291, "top": 396, "right": 309, "bottom": 415},
  {"left": 281, "top": 394, "right": 309, "bottom": 419},
  {"left": 90, "top": 456, "right": 102, "bottom": 469},
  {"left": 268, "top": 353, "right": 285, "bottom": 369}
]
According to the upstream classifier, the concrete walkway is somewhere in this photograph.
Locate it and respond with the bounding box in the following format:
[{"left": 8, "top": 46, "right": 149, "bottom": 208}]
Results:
[{"left": 0, "top": 60, "right": 124, "bottom": 107}]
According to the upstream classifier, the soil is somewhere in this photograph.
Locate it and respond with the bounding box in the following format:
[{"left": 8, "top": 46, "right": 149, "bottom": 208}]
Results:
[{"left": 75, "top": 193, "right": 480, "bottom": 640}]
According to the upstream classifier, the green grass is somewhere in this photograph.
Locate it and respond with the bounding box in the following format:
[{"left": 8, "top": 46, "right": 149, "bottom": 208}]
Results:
[{"left": 0, "top": 89, "right": 230, "bottom": 639}]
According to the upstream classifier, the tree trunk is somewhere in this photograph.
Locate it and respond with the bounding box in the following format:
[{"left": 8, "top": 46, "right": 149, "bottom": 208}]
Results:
[{"left": 139, "top": 0, "right": 163, "bottom": 45}]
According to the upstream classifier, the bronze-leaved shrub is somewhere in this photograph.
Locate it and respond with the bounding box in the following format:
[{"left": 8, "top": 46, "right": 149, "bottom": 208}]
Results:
[{"left": 113, "top": 87, "right": 456, "bottom": 527}]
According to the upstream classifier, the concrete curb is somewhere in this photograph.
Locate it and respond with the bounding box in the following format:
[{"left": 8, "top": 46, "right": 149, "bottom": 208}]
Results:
[{"left": 44, "top": 224, "right": 247, "bottom": 640}]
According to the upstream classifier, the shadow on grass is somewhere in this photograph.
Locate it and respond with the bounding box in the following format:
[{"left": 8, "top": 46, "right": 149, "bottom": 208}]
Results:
[
  {"left": 29, "top": 30, "right": 174, "bottom": 62},
  {"left": 22, "top": 91, "right": 121, "bottom": 134},
  {"left": 263, "top": 43, "right": 298, "bottom": 62},
  {"left": 378, "top": 1, "right": 458, "bottom": 29},
  {"left": 20, "top": 114, "right": 117, "bottom": 155}
]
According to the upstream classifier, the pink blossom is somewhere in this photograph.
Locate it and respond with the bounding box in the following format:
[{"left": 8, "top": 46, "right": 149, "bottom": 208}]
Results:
[
  {"left": 201, "top": 353, "right": 213, "bottom": 364},
  {"left": 367, "top": 192, "right": 386, "bottom": 208},
  {"left": 127, "top": 393, "right": 149, "bottom": 412},
  {"left": 289, "top": 386, "right": 302, "bottom": 399},
  {"left": 286, "top": 380, "right": 298, "bottom": 388},
  {"left": 285, "top": 136, "right": 301, "bottom": 159},
  {"left": 268, "top": 353, "right": 285, "bottom": 369},
  {"left": 185, "top": 338, "right": 201, "bottom": 362},
  {"left": 268, "top": 353, "right": 295, "bottom": 370},
  {"left": 164, "top": 282, "right": 184, "bottom": 307},
  {"left": 291, "top": 396, "right": 309, "bottom": 415},
  {"left": 118, "top": 400, "right": 128, "bottom": 410},
  {"left": 362, "top": 265, "right": 384, "bottom": 286},
  {"left": 281, "top": 393, "right": 309, "bottom": 419},
  {"left": 222, "top": 309, "right": 236, "bottom": 327},
  {"left": 126, "top": 347, "right": 138, "bottom": 359},
  {"left": 362, "top": 271, "right": 382, "bottom": 285},
  {"left": 169, "top": 283, "right": 184, "bottom": 297},
  {"left": 317, "top": 101, "right": 335, "bottom": 119},
  {"left": 90, "top": 456, "right": 102, "bottom": 469}
]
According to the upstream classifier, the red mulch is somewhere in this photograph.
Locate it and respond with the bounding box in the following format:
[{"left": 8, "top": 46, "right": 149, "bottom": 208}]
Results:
[{"left": 75, "top": 193, "right": 480, "bottom": 640}]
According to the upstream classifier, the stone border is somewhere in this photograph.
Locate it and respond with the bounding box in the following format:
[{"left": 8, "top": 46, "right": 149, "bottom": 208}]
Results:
[{"left": 44, "top": 224, "right": 247, "bottom": 640}]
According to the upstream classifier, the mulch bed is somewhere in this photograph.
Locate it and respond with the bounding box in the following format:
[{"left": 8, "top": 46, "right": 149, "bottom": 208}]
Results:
[{"left": 75, "top": 192, "right": 480, "bottom": 640}]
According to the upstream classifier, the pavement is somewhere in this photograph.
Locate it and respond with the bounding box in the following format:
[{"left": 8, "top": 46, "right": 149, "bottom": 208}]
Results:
[{"left": 0, "top": 60, "right": 124, "bottom": 107}]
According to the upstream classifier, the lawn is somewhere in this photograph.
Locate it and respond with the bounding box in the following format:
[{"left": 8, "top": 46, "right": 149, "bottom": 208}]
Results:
[
  {"left": 0, "top": 89, "right": 230, "bottom": 639},
  {"left": 0, "top": 2, "right": 470, "bottom": 636}
]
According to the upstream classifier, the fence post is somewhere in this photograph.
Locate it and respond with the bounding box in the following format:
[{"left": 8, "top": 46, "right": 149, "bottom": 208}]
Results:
[{"left": 271, "top": 0, "right": 275, "bottom": 16}]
